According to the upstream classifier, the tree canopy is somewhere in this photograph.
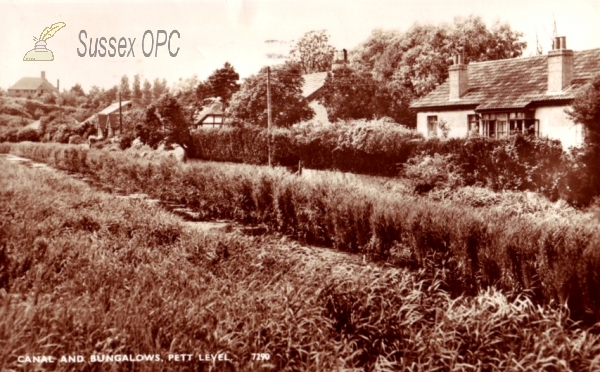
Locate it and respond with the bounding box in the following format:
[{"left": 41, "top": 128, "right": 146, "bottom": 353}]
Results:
[
  {"left": 196, "top": 62, "right": 241, "bottom": 107},
  {"left": 152, "top": 78, "right": 169, "bottom": 101},
  {"left": 319, "top": 67, "right": 415, "bottom": 125},
  {"left": 227, "top": 63, "right": 314, "bottom": 127},
  {"left": 562, "top": 74, "right": 600, "bottom": 206},
  {"left": 142, "top": 79, "right": 153, "bottom": 106},
  {"left": 136, "top": 93, "right": 193, "bottom": 153},
  {"left": 132, "top": 74, "right": 143, "bottom": 106},
  {"left": 351, "top": 15, "right": 526, "bottom": 99},
  {"left": 290, "top": 30, "right": 336, "bottom": 74},
  {"left": 568, "top": 74, "right": 600, "bottom": 145},
  {"left": 119, "top": 75, "right": 132, "bottom": 100},
  {"left": 316, "top": 15, "right": 526, "bottom": 127}
]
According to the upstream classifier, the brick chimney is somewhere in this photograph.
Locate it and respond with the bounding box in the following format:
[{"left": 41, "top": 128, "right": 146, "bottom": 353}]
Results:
[
  {"left": 332, "top": 49, "right": 348, "bottom": 71},
  {"left": 547, "top": 36, "right": 573, "bottom": 93},
  {"left": 57, "top": 79, "right": 60, "bottom": 93},
  {"left": 41, "top": 71, "right": 46, "bottom": 80},
  {"left": 449, "top": 55, "right": 468, "bottom": 100}
]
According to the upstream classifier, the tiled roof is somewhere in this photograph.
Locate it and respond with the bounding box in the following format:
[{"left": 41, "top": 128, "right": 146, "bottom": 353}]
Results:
[
  {"left": 410, "top": 48, "right": 600, "bottom": 111},
  {"left": 194, "top": 100, "right": 224, "bottom": 124},
  {"left": 9, "top": 77, "right": 55, "bottom": 91},
  {"left": 98, "top": 101, "right": 133, "bottom": 115},
  {"left": 302, "top": 72, "right": 328, "bottom": 100}
]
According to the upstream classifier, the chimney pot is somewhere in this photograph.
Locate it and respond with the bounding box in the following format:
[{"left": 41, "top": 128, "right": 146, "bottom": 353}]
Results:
[
  {"left": 560, "top": 36, "right": 567, "bottom": 49},
  {"left": 41, "top": 71, "right": 46, "bottom": 80}
]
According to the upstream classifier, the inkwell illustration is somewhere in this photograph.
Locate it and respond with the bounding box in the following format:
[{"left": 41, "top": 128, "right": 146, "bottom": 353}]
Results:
[{"left": 23, "top": 22, "right": 66, "bottom": 61}]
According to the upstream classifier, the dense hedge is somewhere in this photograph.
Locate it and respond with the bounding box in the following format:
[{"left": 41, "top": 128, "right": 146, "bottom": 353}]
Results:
[{"left": 192, "top": 120, "right": 568, "bottom": 198}]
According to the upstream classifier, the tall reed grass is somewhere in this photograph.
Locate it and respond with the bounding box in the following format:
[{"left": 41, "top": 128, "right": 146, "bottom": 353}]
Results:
[
  {"left": 2, "top": 157, "right": 600, "bottom": 370},
  {"left": 2, "top": 142, "right": 600, "bottom": 325}
]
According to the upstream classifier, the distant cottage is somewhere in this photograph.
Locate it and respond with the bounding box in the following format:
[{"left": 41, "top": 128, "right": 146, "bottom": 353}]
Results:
[
  {"left": 96, "top": 100, "right": 133, "bottom": 138},
  {"left": 192, "top": 66, "right": 334, "bottom": 130},
  {"left": 299, "top": 49, "right": 349, "bottom": 124},
  {"left": 193, "top": 99, "right": 224, "bottom": 129},
  {"left": 8, "top": 71, "right": 59, "bottom": 98},
  {"left": 410, "top": 37, "right": 600, "bottom": 149},
  {"left": 301, "top": 71, "right": 329, "bottom": 123},
  {"left": 80, "top": 101, "right": 133, "bottom": 138}
]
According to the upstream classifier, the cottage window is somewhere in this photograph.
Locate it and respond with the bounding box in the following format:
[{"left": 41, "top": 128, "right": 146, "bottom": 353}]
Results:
[
  {"left": 197, "top": 115, "right": 224, "bottom": 129},
  {"left": 482, "top": 112, "right": 539, "bottom": 138},
  {"left": 427, "top": 115, "right": 438, "bottom": 136},
  {"left": 467, "top": 114, "right": 479, "bottom": 135}
]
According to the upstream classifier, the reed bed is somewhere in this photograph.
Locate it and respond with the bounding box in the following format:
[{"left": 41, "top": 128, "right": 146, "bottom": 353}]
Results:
[
  {"left": 2, "top": 142, "right": 600, "bottom": 325},
  {"left": 2, "top": 156, "right": 600, "bottom": 370}
]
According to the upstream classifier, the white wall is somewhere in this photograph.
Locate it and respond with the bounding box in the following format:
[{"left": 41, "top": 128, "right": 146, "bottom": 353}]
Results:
[
  {"left": 309, "top": 101, "right": 330, "bottom": 124},
  {"left": 416, "top": 109, "right": 475, "bottom": 138},
  {"left": 416, "top": 106, "right": 584, "bottom": 149},
  {"left": 535, "top": 106, "right": 583, "bottom": 149}
]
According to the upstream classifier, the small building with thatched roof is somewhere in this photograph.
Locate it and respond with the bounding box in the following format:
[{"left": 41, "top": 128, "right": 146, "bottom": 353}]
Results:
[{"left": 193, "top": 99, "right": 224, "bottom": 129}]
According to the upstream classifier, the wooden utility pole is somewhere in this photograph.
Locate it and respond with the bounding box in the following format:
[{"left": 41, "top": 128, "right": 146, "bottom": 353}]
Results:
[
  {"left": 267, "top": 66, "right": 272, "bottom": 167},
  {"left": 119, "top": 92, "right": 123, "bottom": 135}
]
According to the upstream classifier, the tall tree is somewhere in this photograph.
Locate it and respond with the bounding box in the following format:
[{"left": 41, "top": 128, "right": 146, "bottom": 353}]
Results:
[
  {"left": 196, "top": 62, "right": 240, "bottom": 107},
  {"left": 563, "top": 74, "right": 600, "bottom": 206},
  {"left": 132, "top": 74, "right": 143, "bottom": 106},
  {"left": 155, "top": 93, "right": 193, "bottom": 154},
  {"left": 290, "top": 30, "right": 336, "bottom": 74},
  {"left": 351, "top": 15, "right": 526, "bottom": 98},
  {"left": 204, "top": 62, "right": 241, "bottom": 106},
  {"left": 142, "top": 79, "right": 153, "bottom": 106},
  {"left": 345, "top": 15, "right": 526, "bottom": 127},
  {"left": 228, "top": 63, "right": 314, "bottom": 127},
  {"left": 152, "top": 78, "right": 168, "bottom": 101},
  {"left": 319, "top": 67, "right": 378, "bottom": 122},
  {"left": 136, "top": 104, "right": 163, "bottom": 148},
  {"left": 70, "top": 83, "right": 86, "bottom": 97},
  {"left": 568, "top": 74, "right": 600, "bottom": 145},
  {"left": 120, "top": 75, "right": 132, "bottom": 100},
  {"left": 319, "top": 67, "right": 415, "bottom": 125},
  {"left": 171, "top": 75, "right": 200, "bottom": 110}
]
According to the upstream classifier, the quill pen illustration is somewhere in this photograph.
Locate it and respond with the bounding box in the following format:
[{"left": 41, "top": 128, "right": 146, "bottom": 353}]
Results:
[
  {"left": 24, "top": 21, "right": 66, "bottom": 61},
  {"left": 38, "top": 22, "right": 66, "bottom": 41}
]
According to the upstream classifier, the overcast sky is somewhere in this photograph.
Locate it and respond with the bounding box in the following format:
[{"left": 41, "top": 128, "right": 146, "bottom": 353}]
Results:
[{"left": 1, "top": 0, "right": 599, "bottom": 93}]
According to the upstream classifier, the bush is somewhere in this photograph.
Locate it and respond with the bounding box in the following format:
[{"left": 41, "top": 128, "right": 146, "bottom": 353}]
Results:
[
  {"left": 68, "top": 134, "right": 85, "bottom": 145},
  {"left": 417, "top": 135, "right": 566, "bottom": 200},
  {"left": 51, "top": 125, "right": 71, "bottom": 143},
  {"left": 403, "top": 153, "right": 463, "bottom": 194},
  {"left": 119, "top": 134, "right": 135, "bottom": 150},
  {"left": 0, "top": 127, "right": 19, "bottom": 142},
  {"left": 16, "top": 127, "right": 40, "bottom": 142}
]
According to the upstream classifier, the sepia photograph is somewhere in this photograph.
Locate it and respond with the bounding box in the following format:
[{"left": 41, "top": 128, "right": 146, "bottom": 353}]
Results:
[{"left": 1, "top": 0, "right": 600, "bottom": 370}]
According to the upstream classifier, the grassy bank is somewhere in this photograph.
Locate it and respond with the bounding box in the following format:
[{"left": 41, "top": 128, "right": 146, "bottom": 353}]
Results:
[
  {"left": 2, "top": 142, "right": 600, "bottom": 325},
  {"left": 2, "top": 155, "right": 600, "bottom": 370}
]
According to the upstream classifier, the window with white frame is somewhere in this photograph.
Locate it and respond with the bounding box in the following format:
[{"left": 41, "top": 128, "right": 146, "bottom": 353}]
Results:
[
  {"left": 481, "top": 111, "right": 539, "bottom": 138},
  {"left": 427, "top": 115, "right": 438, "bottom": 137},
  {"left": 467, "top": 114, "right": 479, "bottom": 136}
]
